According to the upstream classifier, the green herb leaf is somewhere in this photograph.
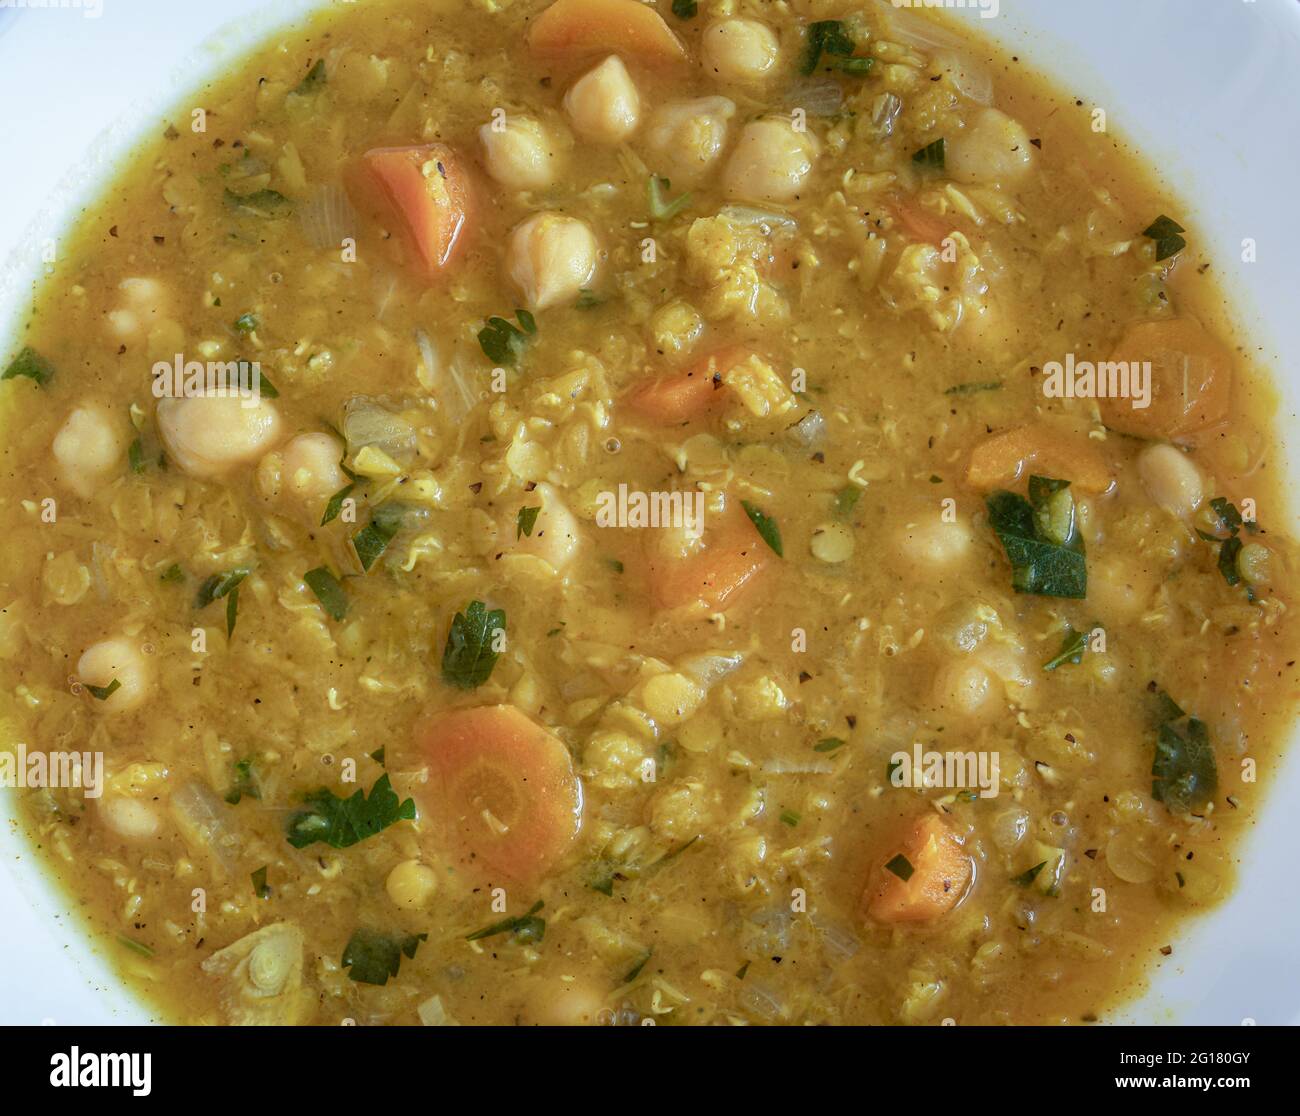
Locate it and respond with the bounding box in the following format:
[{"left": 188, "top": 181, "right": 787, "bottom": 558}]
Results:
[
  {"left": 195, "top": 568, "right": 249, "bottom": 609},
  {"left": 233, "top": 312, "right": 258, "bottom": 333},
  {"left": 292, "top": 58, "right": 327, "bottom": 96},
  {"left": 116, "top": 934, "right": 154, "bottom": 958},
  {"left": 1153, "top": 716, "right": 1218, "bottom": 813},
  {"left": 1217, "top": 535, "right": 1243, "bottom": 586},
  {"left": 84, "top": 678, "right": 121, "bottom": 702},
  {"left": 321, "top": 483, "right": 356, "bottom": 526},
  {"left": 127, "top": 437, "right": 146, "bottom": 474},
  {"left": 780, "top": 809, "right": 801, "bottom": 827},
  {"left": 670, "top": 0, "right": 697, "bottom": 18},
  {"left": 623, "top": 950, "right": 653, "bottom": 983},
  {"left": 304, "top": 566, "right": 348, "bottom": 621},
  {"left": 813, "top": 737, "right": 846, "bottom": 753},
  {"left": 884, "top": 853, "right": 914, "bottom": 882},
  {"left": 1043, "top": 625, "right": 1091, "bottom": 671},
  {"left": 833, "top": 485, "right": 862, "bottom": 519},
  {"left": 441, "top": 599, "right": 506, "bottom": 690},
  {"left": 251, "top": 865, "right": 270, "bottom": 899},
  {"left": 986, "top": 484, "right": 1087, "bottom": 599},
  {"left": 370, "top": 747, "right": 385, "bottom": 766},
  {"left": 341, "top": 928, "right": 427, "bottom": 986},
  {"left": 225, "top": 587, "right": 240, "bottom": 638},
  {"left": 2, "top": 346, "right": 54, "bottom": 386},
  {"left": 287, "top": 774, "right": 417, "bottom": 850},
  {"left": 477, "top": 311, "right": 535, "bottom": 366},
  {"left": 1142, "top": 214, "right": 1186, "bottom": 261},
  {"left": 516, "top": 505, "right": 541, "bottom": 539},
  {"left": 466, "top": 900, "right": 545, "bottom": 943},
  {"left": 352, "top": 503, "right": 405, "bottom": 571},
  {"left": 944, "top": 380, "right": 1002, "bottom": 396},
  {"left": 913, "top": 138, "right": 946, "bottom": 171},
  {"left": 225, "top": 757, "right": 260, "bottom": 805},
  {"left": 1149, "top": 686, "right": 1185, "bottom": 727},
  {"left": 225, "top": 188, "right": 293, "bottom": 218},
  {"left": 1012, "top": 861, "right": 1047, "bottom": 887},
  {"left": 741, "top": 500, "right": 783, "bottom": 557},
  {"left": 647, "top": 175, "right": 692, "bottom": 221},
  {"left": 160, "top": 563, "right": 185, "bottom": 584},
  {"left": 576, "top": 288, "right": 602, "bottom": 309},
  {"left": 801, "top": 19, "right": 856, "bottom": 74}
]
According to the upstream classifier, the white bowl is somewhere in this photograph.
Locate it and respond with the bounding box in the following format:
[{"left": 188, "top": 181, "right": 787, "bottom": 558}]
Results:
[{"left": 2, "top": 0, "right": 1298, "bottom": 1025}]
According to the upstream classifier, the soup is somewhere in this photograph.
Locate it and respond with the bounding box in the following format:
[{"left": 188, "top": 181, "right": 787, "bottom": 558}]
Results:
[{"left": 2, "top": 0, "right": 1297, "bottom": 1025}]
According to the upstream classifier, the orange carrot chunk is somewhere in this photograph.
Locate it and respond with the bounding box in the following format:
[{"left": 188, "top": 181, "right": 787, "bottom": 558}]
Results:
[
  {"left": 966, "top": 423, "right": 1114, "bottom": 494},
  {"left": 418, "top": 705, "right": 583, "bottom": 882},
  {"left": 355, "top": 144, "right": 474, "bottom": 277},
  {"left": 647, "top": 498, "right": 772, "bottom": 612},
  {"left": 625, "top": 347, "right": 749, "bottom": 425},
  {"left": 865, "top": 814, "right": 973, "bottom": 924},
  {"left": 528, "top": 0, "right": 687, "bottom": 67},
  {"left": 1100, "top": 318, "right": 1232, "bottom": 439}
]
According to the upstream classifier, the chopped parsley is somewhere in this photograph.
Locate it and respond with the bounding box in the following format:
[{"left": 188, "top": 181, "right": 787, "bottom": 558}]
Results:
[
  {"left": 741, "top": 500, "right": 783, "bottom": 557},
  {"left": 251, "top": 865, "right": 270, "bottom": 900},
  {"left": 986, "top": 477, "right": 1087, "bottom": 599},
  {"left": 477, "top": 309, "right": 536, "bottom": 366},
  {"left": 292, "top": 58, "right": 327, "bottom": 96},
  {"left": 352, "top": 503, "right": 406, "bottom": 571},
  {"left": 647, "top": 175, "right": 692, "bottom": 222},
  {"left": 2, "top": 345, "right": 54, "bottom": 386},
  {"left": 813, "top": 737, "right": 846, "bottom": 753},
  {"left": 1042, "top": 624, "right": 1096, "bottom": 671},
  {"left": 466, "top": 900, "right": 546, "bottom": 944},
  {"left": 944, "top": 380, "right": 1002, "bottom": 396},
  {"left": 801, "top": 19, "right": 858, "bottom": 75},
  {"left": 516, "top": 505, "right": 541, "bottom": 539},
  {"left": 232, "top": 312, "right": 258, "bottom": 333},
  {"left": 225, "top": 757, "right": 260, "bottom": 805},
  {"left": 321, "top": 482, "right": 356, "bottom": 526},
  {"left": 224, "top": 188, "right": 293, "bottom": 218},
  {"left": 1142, "top": 214, "right": 1186, "bottom": 262},
  {"left": 287, "top": 774, "right": 416, "bottom": 850},
  {"left": 913, "top": 138, "right": 946, "bottom": 171},
  {"left": 84, "top": 678, "right": 121, "bottom": 702},
  {"left": 623, "top": 950, "right": 653, "bottom": 984},
  {"left": 884, "top": 853, "right": 914, "bottom": 882},
  {"left": 1012, "top": 861, "right": 1047, "bottom": 887},
  {"left": 670, "top": 0, "right": 697, "bottom": 18},
  {"left": 342, "top": 928, "right": 427, "bottom": 986},
  {"left": 441, "top": 599, "right": 506, "bottom": 690},
  {"left": 303, "top": 566, "right": 348, "bottom": 621},
  {"left": 127, "top": 437, "right": 147, "bottom": 474},
  {"left": 1152, "top": 703, "right": 1218, "bottom": 813}
]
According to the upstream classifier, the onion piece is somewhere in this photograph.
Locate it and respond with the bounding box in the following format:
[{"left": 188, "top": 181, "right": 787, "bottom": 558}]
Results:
[
  {"left": 811, "top": 913, "right": 861, "bottom": 960},
  {"left": 298, "top": 183, "right": 357, "bottom": 250},
  {"left": 871, "top": 0, "right": 967, "bottom": 51},
  {"left": 342, "top": 398, "right": 417, "bottom": 463},
  {"left": 933, "top": 50, "right": 993, "bottom": 105},
  {"left": 169, "top": 781, "right": 241, "bottom": 872},
  {"left": 679, "top": 651, "right": 745, "bottom": 690},
  {"left": 417, "top": 995, "right": 460, "bottom": 1026},
  {"left": 782, "top": 77, "right": 844, "bottom": 117}
]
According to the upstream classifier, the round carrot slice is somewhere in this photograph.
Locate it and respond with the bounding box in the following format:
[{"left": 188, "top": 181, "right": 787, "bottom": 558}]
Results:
[{"left": 418, "top": 705, "right": 583, "bottom": 882}]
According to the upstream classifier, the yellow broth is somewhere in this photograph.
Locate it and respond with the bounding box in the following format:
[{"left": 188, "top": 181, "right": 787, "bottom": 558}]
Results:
[{"left": 1, "top": 0, "right": 1297, "bottom": 1025}]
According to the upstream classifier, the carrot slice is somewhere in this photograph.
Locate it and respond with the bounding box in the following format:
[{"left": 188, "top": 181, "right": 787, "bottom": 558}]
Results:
[
  {"left": 418, "top": 705, "right": 583, "bottom": 882},
  {"left": 864, "top": 814, "right": 973, "bottom": 924},
  {"left": 1100, "top": 318, "right": 1233, "bottom": 439},
  {"left": 647, "top": 498, "right": 772, "bottom": 611},
  {"left": 354, "top": 144, "right": 474, "bottom": 277},
  {"left": 890, "top": 197, "right": 953, "bottom": 246},
  {"left": 528, "top": 0, "right": 687, "bottom": 67},
  {"left": 965, "top": 423, "right": 1114, "bottom": 493},
  {"left": 626, "top": 347, "right": 749, "bottom": 424}
]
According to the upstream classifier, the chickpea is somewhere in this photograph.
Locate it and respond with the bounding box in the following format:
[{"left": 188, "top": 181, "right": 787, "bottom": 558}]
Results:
[
  {"left": 723, "top": 118, "right": 819, "bottom": 204},
  {"left": 931, "top": 657, "right": 998, "bottom": 721},
  {"left": 564, "top": 55, "right": 640, "bottom": 144},
  {"left": 52, "top": 405, "right": 128, "bottom": 498},
  {"left": 277, "top": 432, "right": 346, "bottom": 503},
  {"left": 894, "top": 515, "right": 973, "bottom": 569},
  {"left": 641, "top": 672, "right": 704, "bottom": 726},
  {"left": 78, "top": 636, "right": 153, "bottom": 714},
  {"left": 1137, "top": 443, "right": 1204, "bottom": 519},
  {"left": 506, "top": 213, "right": 598, "bottom": 311},
  {"left": 105, "top": 276, "right": 169, "bottom": 342},
  {"left": 1238, "top": 542, "right": 1271, "bottom": 586},
  {"left": 385, "top": 859, "right": 438, "bottom": 910},
  {"left": 947, "top": 107, "right": 1035, "bottom": 186},
  {"left": 157, "top": 394, "right": 283, "bottom": 478},
  {"left": 506, "top": 481, "right": 582, "bottom": 571},
  {"left": 525, "top": 977, "right": 608, "bottom": 1026},
  {"left": 479, "top": 116, "right": 562, "bottom": 192},
  {"left": 643, "top": 96, "right": 736, "bottom": 188},
  {"left": 702, "top": 18, "right": 780, "bottom": 84},
  {"left": 98, "top": 794, "right": 163, "bottom": 842}
]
